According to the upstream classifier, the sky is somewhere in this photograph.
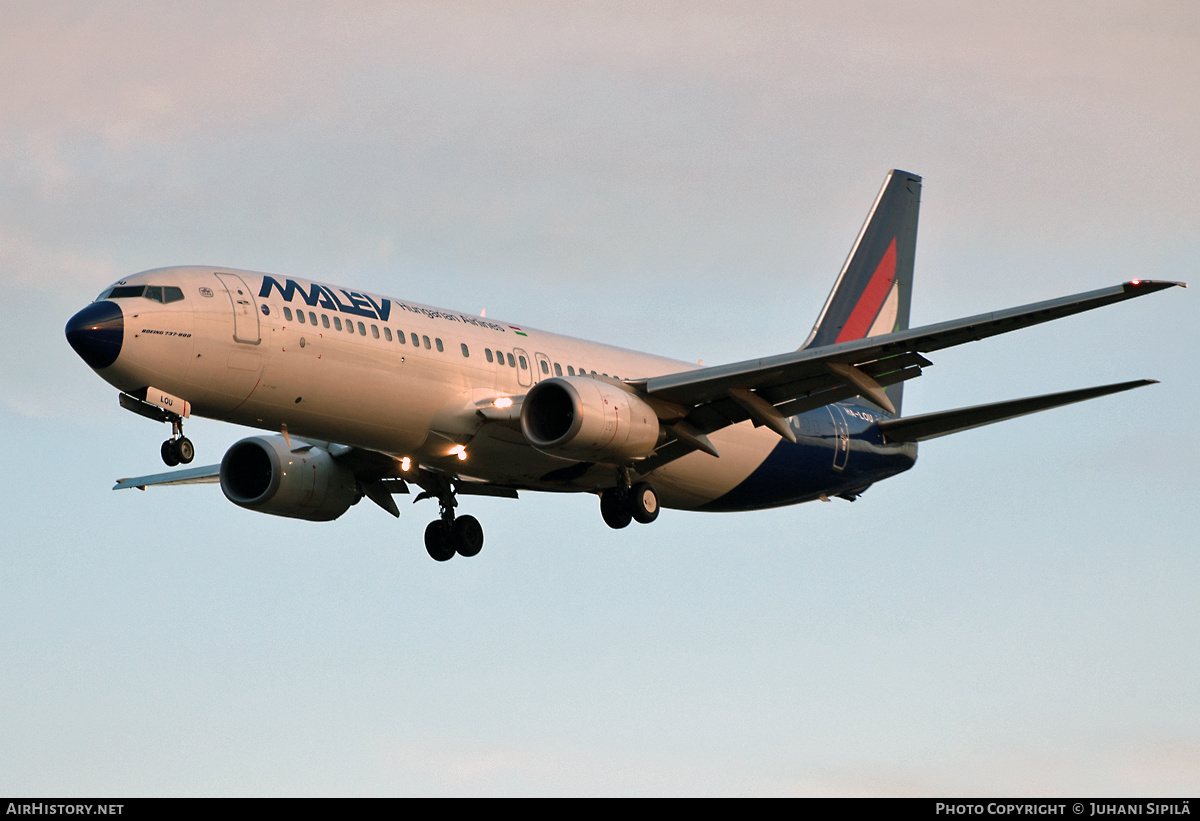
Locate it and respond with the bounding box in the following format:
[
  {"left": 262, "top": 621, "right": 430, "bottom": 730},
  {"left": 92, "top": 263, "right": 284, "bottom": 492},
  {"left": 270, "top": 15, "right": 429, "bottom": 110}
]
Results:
[{"left": 2, "top": 0, "right": 1197, "bottom": 796}]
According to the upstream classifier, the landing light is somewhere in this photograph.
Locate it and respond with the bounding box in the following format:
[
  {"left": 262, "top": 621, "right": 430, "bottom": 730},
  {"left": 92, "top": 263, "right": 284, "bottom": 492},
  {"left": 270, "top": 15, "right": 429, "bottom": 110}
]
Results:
[
  {"left": 449, "top": 445, "right": 468, "bottom": 461},
  {"left": 493, "top": 397, "right": 513, "bottom": 409},
  {"left": 401, "top": 456, "right": 411, "bottom": 472}
]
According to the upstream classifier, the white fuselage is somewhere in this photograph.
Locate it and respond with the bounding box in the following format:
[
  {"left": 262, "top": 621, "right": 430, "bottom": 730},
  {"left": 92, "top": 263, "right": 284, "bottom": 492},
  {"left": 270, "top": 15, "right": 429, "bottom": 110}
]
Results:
[{"left": 90, "top": 266, "right": 809, "bottom": 510}]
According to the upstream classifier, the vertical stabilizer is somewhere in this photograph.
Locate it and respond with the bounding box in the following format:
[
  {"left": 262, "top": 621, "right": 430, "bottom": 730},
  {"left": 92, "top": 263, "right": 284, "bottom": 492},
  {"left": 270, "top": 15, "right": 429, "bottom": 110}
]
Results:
[{"left": 802, "top": 169, "right": 921, "bottom": 412}]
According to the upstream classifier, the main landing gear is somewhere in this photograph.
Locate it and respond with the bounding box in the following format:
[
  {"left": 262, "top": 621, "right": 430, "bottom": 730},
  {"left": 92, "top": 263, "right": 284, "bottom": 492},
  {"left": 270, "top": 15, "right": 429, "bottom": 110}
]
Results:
[
  {"left": 160, "top": 415, "right": 194, "bottom": 467},
  {"left": 418, "top": 477, "right": 485, "bottom": 562},
  {"left": 600, "top": 477, "right": 659, "bottom": 529}
]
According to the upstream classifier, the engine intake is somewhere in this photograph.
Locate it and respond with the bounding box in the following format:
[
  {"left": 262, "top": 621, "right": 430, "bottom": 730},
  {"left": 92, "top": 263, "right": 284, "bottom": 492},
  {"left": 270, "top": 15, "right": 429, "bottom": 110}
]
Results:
[
  {"left": 220, "top": 435, "right": 358, "bottom": 521},
  {"left": 521, "top": 377, "right": 661, "bottom": 461}
]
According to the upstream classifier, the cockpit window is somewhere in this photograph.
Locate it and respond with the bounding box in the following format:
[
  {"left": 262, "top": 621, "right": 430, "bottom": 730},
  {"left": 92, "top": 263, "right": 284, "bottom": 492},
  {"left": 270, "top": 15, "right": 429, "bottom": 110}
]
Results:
[
  {"left": 99, "top": 284, "right": 185, "bottom": 303},
  {"left": 100, "top": 285, "right": 145, "bottom": 300}
]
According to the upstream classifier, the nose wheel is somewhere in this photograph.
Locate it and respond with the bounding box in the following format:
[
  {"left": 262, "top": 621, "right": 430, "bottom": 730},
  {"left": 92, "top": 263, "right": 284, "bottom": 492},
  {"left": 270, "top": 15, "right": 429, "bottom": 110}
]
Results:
[
  {"left": 117, "top": 392, "right": 199, "bottom": 467},
  {"left": 160, "top": 415, "right": 194, "bottom": 466},
  {"left": 161, "top": 436, "right": 195, "bottom": 466}
]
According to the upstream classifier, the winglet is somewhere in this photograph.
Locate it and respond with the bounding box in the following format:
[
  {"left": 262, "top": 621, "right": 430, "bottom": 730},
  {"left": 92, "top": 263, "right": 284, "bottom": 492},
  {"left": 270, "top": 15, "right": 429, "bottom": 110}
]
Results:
[{"left": 1123, "top": 279, "right": 1186, "bottom": 293}]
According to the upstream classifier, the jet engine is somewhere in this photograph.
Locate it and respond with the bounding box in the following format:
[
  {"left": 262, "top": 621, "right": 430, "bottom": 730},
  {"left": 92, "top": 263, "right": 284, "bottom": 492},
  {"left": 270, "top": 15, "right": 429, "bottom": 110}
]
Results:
[
  {"left": 521, "top": 377, "right": 661, "bottom": 461},
  {"left": 219, "top": 435, "right": 359, "bottom": 521}
]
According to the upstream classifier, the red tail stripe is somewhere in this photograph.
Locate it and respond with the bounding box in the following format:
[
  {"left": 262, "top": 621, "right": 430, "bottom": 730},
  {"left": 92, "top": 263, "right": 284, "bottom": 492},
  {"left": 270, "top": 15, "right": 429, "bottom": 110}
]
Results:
[{"left": 836, "top": 237, "right": 897, "bottom": 343}]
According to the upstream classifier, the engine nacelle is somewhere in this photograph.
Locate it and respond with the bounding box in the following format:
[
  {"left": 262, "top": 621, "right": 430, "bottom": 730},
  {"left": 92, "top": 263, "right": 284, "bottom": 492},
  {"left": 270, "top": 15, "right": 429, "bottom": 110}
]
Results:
[
  {"left": 521, "top": 376, "right": 661, "bottom": 461},
  {"left": 220, "top": 435, "right": 358, "bottom": 522}
]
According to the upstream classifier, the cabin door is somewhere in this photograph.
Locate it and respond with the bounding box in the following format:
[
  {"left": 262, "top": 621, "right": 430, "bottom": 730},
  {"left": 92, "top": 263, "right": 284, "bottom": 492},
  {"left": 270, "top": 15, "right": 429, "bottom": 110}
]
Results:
[
  {"left": 513, "top": 347, "right": 533, "bottom": 387},
  {"left": 214, "top": 272, "right": 261, "bottom": 345},
  {"left": 827, "top": 404, "right": 850, "bottom": 471}
]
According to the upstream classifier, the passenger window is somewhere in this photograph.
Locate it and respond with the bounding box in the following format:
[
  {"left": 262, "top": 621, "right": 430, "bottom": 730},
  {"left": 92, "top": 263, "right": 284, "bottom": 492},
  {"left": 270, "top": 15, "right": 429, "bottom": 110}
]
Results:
[
  {"left": 358, "top": 322, "right": 366, "bottom": 335},
  {"left": 485, "top": 349, "right": 494, "bottom": 363},
  {"left": 397, "top": 330, "right": 405, "bottom": 344},
  {"left": 333, "top": 316, "right": 342, "bottom": 330},
  {"left": 283, "top": 307, "right": 293, "bottom": 321},
  {"left": 321, "top": 315, "right": 330, "bottom": 329},
  {"left": 506, "top": 353, "right": 515, "bottom": 367},
  {"left": 422, "top": 335, "right": 431, "bottom": 349},
  {"left": 519, "top": 356, "right": 528, "bottom": 370},
  {"left": 435, "top": 338, "right": 443, "bottom": 352},
  {"left": 372, "top": 325, "right": 380, "bottom": 339},
  {"left": 411, "top": 333, "right": 419, "bottom": 346},
  {"left": 309, "top": 311, "right": 317, "bottom": 325},
  {"left": 540, "top": 360, "right": 549, "bottom": 374},
  {"left": 297, "top": 311, "right": 306, "bottom": 324},
  {"left": 567, "top": 366, "right": 575, "bottom": 376},
  {"left": 384, "top": 328, "right": 392, "bottom": 342},
  {"left": 461, "top": 343, "right": 469, "bottom": 357},
  {"left": 554, "top": 363, "right": 562, "bottom": 376}
]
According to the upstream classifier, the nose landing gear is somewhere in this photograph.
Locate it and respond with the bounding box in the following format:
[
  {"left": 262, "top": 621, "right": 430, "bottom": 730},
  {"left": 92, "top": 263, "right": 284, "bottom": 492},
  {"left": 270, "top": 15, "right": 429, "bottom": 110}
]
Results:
[
  {"left": 118, "top": 391, "right": 197, "bottom": 466},
  {"left": 159, "top": 414, "right": 195, "bottom": 466}
]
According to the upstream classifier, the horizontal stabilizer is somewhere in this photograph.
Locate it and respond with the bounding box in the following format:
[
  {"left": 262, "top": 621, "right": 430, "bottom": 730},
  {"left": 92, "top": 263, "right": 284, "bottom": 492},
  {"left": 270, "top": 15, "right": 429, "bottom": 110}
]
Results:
[{"left": 876, "top": 379, "right": 1157, "bottom": 443}]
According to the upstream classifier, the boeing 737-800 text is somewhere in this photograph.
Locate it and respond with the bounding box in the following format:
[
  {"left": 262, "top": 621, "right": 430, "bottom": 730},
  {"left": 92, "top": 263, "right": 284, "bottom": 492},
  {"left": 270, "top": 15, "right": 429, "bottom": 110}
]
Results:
[{"left": 65, "top": 170, "right": 1183, "bottom": 561}]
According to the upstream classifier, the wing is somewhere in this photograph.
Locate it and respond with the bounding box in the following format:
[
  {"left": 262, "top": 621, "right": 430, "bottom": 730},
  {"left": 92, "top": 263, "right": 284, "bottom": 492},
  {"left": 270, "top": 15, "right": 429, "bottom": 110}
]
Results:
[
  {"left": 632, "top": 280, "right": 1182, "bottom": 469},
  {"left": 113, "top": 440, "right": 517, "bottom": 518},
  {"left": 110, "top": 437, "right": 406, "bottom": 492},
  {"left": 114, "top": 464, "right": 221, "bottom": 490}
]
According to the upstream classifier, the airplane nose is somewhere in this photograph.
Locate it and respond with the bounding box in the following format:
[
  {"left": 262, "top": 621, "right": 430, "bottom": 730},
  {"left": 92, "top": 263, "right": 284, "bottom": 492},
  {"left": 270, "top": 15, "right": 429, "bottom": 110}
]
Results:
[{"left": 65, "top": 301, "right": 124, "bottom": 369}]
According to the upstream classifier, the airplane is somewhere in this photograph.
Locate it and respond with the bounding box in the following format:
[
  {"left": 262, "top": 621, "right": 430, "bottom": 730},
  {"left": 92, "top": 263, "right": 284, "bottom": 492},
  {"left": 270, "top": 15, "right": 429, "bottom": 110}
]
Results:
[{"left": 64, "top": 170, "right": 1183, "bottom": 561}]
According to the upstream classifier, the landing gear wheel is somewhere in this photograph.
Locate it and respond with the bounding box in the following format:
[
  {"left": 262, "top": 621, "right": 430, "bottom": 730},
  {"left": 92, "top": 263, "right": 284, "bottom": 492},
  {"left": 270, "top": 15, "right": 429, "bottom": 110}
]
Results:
[
  {"left": 600, "top": 489, "right": 633, "bottom": 529},
  {"left": 158, "top": 413, "right": 193, "bottom": 466},
  {"left": 451, "top": 515, "right": 484, "bottom": 557},
  {"left": 630, "top": 482, "right": 659, "bottom": 524},
  {"left": 424, "top": 521, "right": 455, "bottom": 562}
]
